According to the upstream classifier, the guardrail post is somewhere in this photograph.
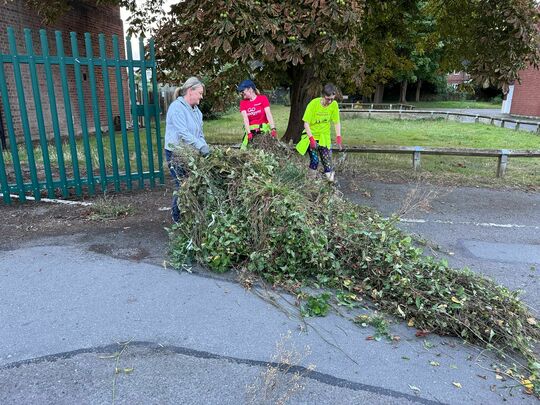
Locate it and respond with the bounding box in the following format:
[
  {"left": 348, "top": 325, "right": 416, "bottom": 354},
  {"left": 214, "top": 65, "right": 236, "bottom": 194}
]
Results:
[
  {"left": 497, "top": 150, "right": 509, "bottom": 177},
  {"left": 475, "top": 115, "right": 479, "bottom": 123},
  {"left": 490, "top": 117, "right": 494, "bottom": 125},
  {"left": 501, "top": 119, "right": 505, "bottom": 128},
  {"left": 413, "top": 146, "right": 422, "bottom": 171},
  {"left": 446, "top": 112, "right": 449, "bottom": 120},
  {"left": 515, "top": 121, "right": 520, "bottom": 131},
  {"left": 537, "top": 123, "right": 540, "bottom": 134},
  {"left": 368, "top": 109, "right": 372, "bottom": 119}
]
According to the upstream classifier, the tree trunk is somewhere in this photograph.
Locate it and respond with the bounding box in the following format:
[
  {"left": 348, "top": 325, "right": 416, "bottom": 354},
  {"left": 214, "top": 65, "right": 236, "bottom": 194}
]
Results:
[
  {"left": 415, "top": 79, "right": 422, "bottom": 102},
  {"left": 282, "top": 66, "right": 315, "bottom": 144},
  {"left": 373, "top": 84, "right": 384, "bottom": 103},
  {"left": 399, "top": 80, "right": 408, "bottom": 103}
]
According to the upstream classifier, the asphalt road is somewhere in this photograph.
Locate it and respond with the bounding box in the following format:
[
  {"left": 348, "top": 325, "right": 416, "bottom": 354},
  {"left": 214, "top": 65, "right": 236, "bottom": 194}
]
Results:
[{"left": 1, "top": 181, "right": 539, "bottom": 404}]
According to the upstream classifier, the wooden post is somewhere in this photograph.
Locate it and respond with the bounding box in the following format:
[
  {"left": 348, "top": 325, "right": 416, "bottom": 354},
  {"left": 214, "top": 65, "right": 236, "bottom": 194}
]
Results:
[
  {"left": 474, "top": 115, "right": 479, "bottom": 123},
  {"left": 490, "top": 117, "right": 494, "bottom": 125},
  {"left": 501, "top": 119, "right": 505, "bottom": 128},
  {"left": 413, "top": 147, "right": 422, "bottom": 171},
  {"left": 515, "top": 121, "right": 520, "bottom": 131},
  {"left": 497, "top": 150, "right": 509, "bottom": 177}
]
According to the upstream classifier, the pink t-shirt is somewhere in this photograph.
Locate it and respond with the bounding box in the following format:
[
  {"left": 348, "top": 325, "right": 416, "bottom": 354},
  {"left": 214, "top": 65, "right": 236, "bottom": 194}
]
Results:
[{"left": 239, "top": 95, "right": 270, "bottom": 126}]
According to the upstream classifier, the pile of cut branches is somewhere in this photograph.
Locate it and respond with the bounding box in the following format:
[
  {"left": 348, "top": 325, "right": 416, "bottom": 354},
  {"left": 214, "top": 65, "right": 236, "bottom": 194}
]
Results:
[{"left": 168, "top": 136, "right": 540, "bottom": 395}]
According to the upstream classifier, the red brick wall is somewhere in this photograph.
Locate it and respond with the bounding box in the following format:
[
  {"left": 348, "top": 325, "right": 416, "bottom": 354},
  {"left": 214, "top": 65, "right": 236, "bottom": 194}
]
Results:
[
  {"left": 0, "top": 0, "right": 132, "bottom": 143},
  {"left": 510, "top": 66, "right": 540, "bottom": 118}
]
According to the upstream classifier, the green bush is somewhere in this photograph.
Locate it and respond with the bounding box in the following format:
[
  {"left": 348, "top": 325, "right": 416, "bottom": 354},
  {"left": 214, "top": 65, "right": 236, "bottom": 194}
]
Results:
[{"left": 168, "top": 137, "right": 540, "bottom": 394}]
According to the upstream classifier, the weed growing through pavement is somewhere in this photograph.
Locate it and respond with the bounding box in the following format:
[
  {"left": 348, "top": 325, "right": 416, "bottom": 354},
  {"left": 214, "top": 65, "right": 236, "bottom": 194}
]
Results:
[{"left": 246, "top": 331, "right": 315, "bottom": 405}]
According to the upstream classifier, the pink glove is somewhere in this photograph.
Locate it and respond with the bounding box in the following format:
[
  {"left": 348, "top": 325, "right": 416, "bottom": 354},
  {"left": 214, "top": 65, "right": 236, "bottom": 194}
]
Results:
[
  {"left": 336, "top": 135, "right": 342, "bottom": 146},
  {"left": 309, "top": 136, "right": 317, "bottom": 149},
  {"left": 247, "top": 132, "right": 253, "bottom": 141},
  {"left": 271, "top": 128, "right": 277, "bottom": 138}
]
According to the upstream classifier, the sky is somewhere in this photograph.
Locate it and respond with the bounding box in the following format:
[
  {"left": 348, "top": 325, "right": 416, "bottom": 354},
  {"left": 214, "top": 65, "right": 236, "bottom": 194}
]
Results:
[{"left": 119, "top": 0, "right": 174, "bottom": 59}]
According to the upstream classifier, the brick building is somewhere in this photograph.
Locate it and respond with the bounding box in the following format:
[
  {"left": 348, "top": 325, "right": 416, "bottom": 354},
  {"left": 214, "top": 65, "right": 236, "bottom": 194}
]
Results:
[
  {"left": 503, "top": 66, "right": 540, "bottom": 118},
  {"left": 0, "top": 0, "right": 131, "bottom": 144},
  {"left": 447, "top": 71, "right": 471, "bottom": 88}
]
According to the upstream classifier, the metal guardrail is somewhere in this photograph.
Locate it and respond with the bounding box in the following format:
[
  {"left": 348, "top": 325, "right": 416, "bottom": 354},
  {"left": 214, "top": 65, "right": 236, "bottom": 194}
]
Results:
[
  {"left": 211, "top": 143, "right": 540, "bottom": 178},
  {"left": 340, "top": 103, "right": 415, "bottom": 110},
  {"left": 334, "top": 146, "right": 540, "bottom": 177},
  {"left": 340, "top": 108, "right": 540, "bottom": 134}
]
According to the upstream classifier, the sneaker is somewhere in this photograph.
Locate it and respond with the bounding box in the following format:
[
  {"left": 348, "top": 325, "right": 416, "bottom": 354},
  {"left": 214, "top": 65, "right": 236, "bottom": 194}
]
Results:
[{"left": 325, "top": 171, "right": 335, "bottom": 183}]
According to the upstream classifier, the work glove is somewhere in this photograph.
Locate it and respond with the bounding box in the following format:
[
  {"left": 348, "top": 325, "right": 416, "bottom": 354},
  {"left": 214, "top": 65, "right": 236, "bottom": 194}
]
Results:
[
  {"left": 248, "top": 129, "right": 258, "bottom": 141},
  {"left": 336, "top": 135, "right": 342, "bottom": 146},
  {"left": 271, "top": 128, "right": 277, "bottom": 138},
  {"left": 309, "top": 136, "right": 317, "bottom": 150}
]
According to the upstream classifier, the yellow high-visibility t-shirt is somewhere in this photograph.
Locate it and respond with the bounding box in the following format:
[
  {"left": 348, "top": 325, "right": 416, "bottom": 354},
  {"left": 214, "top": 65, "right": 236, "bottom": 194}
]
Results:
[{"left": 302, "top": 98, "right": 340, "bottom": 148}]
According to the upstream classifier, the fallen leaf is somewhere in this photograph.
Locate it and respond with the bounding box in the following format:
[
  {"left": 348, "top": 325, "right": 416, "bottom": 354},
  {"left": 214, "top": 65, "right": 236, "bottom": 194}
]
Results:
[
  {"left": 452, "top": 382, "right": 462, "bottom": 389},
  {"left": 397, "top": 305, "right": 406, "bottom": 318},
  {"left": 430, "top": 361, "right": 440, "bottom": 367},
  {"left": 366, "top": 336, "right": 375, "bottom": 341},
  {"left": 526, "top": 317, "right": 537, "bottom": 325},
  {"left": 408, "top": 385, "right": 421, "bottom": 393},
  {"left": 477, "top": 375, "right": 487, "bottom": 380},
  {"left": 123, "top": 367, "right": 134, "bottom": 374},
  {"left": 415, "top": 330, "right": 430, "bottom": 337},
  {"left": 402, "top": 356, "right": 410, "bottom": 360},
  {"left": 451, "top": 296, "right": 462, "bottom": 304},
  {"left": 521, "top": 379, "right": 533, "bottom": 389},
  {"left": 495, "top": 374, "right": 505, "bottom": 381},
  {"left": 392, "top": 335, "right": 401, "bottom": 342},
  {"left": 407, "top": 318, "right": 415, "bottom": 327}
]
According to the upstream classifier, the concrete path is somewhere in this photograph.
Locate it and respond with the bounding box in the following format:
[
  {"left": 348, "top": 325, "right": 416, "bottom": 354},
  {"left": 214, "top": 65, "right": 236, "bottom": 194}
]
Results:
[{"left": 1, "top": 182, "right": 539, "bottom": 404}]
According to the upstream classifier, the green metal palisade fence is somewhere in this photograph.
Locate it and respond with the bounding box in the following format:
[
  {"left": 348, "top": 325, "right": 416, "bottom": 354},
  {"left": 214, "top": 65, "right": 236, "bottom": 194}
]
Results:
[{"left": 0, "top": 27, "right": 164, "bottom": 204}]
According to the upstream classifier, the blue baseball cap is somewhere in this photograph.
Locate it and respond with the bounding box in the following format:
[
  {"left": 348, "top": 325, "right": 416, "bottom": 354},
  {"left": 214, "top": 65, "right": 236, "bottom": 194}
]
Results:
[{"left": 237, "top": 79, "right": 256, "bottom": 92}]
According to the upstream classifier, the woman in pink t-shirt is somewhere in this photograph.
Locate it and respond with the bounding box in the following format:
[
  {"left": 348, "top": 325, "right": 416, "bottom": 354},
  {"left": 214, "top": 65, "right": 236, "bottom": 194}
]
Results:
[{"left": 237, "top": 79, "right": 277, "bottom": 148}]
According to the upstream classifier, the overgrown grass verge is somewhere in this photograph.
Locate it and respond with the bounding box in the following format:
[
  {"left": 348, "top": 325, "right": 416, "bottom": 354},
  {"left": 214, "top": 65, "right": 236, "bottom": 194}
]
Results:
[{"left": 167, "top": 137, "right": 540, "bottom": 396}]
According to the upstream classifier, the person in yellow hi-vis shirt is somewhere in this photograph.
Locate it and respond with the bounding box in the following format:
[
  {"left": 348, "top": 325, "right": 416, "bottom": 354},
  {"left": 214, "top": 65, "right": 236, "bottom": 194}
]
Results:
[{"left": 296, "top": 83, "right": 342, "bottom": 182}]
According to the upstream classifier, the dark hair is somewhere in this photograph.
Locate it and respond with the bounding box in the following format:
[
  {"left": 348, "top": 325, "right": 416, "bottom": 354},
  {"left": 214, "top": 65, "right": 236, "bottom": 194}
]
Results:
[{"left": 322, "top": 83, "right": 337, "bottom": 97}]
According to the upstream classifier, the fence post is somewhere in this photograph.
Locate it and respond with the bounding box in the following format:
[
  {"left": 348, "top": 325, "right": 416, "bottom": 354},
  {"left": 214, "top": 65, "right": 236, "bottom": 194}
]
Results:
[
  {"left": 501, "top": 119, "right": 505, "bottom": 128},
  {"left": 490, "top": 117, "right": 494, "bottom": 125},
  {"left": 537, "top": 123, "right": 540, "bottom": 135},
  {"left": 474, "top": 115, "right": 479, "bottom": 123},
  {"left": 497, "top": 150, "right": 509, "bottom": 177},
  {"left": 413, "top": 147, "right": 423, "bottom": 171},
  {"left": 514, "top": 121, "right": 520, "bottom": 131}
]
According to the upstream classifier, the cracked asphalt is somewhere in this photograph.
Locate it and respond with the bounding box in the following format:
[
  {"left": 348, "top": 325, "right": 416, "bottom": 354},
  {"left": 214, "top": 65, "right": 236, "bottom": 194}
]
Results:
[{"left": 0, "top": 181, "right": 538, "bottom": 404}]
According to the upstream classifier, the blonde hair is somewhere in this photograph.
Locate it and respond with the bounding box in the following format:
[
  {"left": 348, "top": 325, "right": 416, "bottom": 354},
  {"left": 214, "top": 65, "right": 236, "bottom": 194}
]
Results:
[{"left": 174, "top": 76, "right": 204, "bottom": 98}]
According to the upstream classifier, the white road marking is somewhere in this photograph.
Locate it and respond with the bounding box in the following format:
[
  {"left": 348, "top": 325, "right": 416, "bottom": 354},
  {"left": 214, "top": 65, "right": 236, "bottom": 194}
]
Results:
[
  {"left": 399, "top": 217, "right": 540, "bottom": 230},
  {"left": 1, "top": 193, "right": 93, "bottom": 206}
]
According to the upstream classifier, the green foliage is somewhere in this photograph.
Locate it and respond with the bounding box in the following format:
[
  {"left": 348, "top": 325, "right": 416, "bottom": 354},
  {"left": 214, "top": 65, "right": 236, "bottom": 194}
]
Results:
[
  {"left": 301, "top": 293, "right": 332, "bottom": 317},
  {"left": 355, "top": 314, "right": 392, "bottom": 340},
  {"left": 168, "top": 136, "right": 540, "bottom": 389}
]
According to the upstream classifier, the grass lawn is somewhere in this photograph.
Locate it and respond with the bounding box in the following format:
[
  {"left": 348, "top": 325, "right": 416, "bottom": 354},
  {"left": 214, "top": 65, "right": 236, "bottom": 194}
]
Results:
[
  {"left": 2, "top": 104, "right": 538, "bottom": 190},
  {"left": 408, "top": 100, "right": 501, "bottom": 109}
]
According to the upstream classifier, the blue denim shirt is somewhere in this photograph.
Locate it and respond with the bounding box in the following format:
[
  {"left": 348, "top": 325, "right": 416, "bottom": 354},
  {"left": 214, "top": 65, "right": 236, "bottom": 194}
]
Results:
[{"left": 164, "top": 97, "right": 209, "bottom": 155}]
